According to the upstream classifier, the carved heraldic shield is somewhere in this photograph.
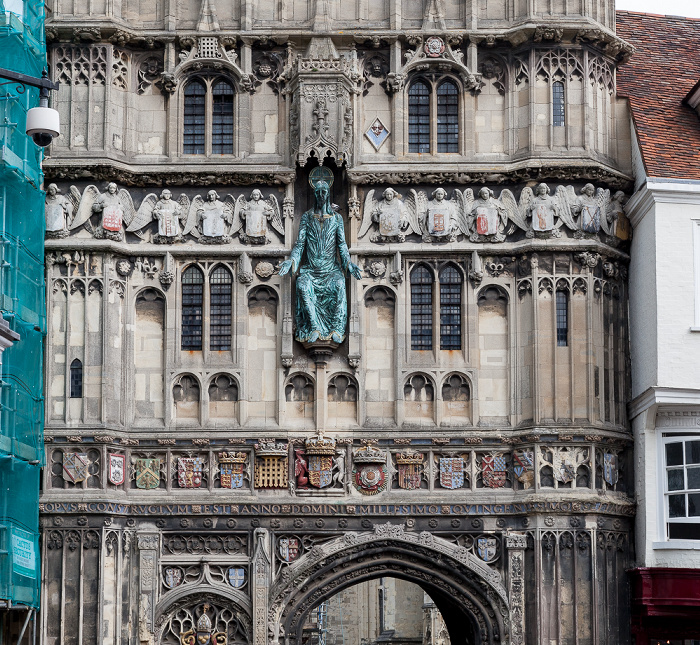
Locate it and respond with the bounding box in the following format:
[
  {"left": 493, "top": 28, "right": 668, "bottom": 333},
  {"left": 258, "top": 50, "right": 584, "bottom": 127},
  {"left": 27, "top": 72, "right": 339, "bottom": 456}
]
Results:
[
  {"left": 63, "top": 452, "right": 89, "bottom": 484},
  {"left": 178, "top": 457, "right": 204, "bottom": 488},
  {"left": 396, "top": 452, "right": 424, "bottom": 490},
  {"left": 482, "top": 453, "right": 507, "bottom": 488},
  {"left": 108, "top": 453, "right": 125, "bottom": 486},
  {"left": 305, "top": 436, "right": 336, "bottom": 489},
  {"left": 439, "top": 457, "right": 465, "bottom": 489},
  {"left": 135, "top": 458, "right": 160, "bottom": 489},
  {"left": 219, "top": 452, "right": 246, "bottom": 489}
]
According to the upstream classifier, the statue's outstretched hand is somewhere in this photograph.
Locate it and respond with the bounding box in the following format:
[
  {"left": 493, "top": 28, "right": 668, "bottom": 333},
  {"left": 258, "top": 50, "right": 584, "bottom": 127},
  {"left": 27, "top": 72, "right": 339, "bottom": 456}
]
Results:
[
  {"left": 278, "top": 259, "right": 295, "bottom": 276},
  {"left": 349, "top": 262, "right": 363, "bottom": 280}
]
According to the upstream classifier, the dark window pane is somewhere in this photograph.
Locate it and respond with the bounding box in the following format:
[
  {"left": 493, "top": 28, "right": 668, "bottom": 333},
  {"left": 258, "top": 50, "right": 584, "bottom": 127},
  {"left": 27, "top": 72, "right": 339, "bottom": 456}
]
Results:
[
  {"left": 436, "top": 80, "right": 459, "bottom": 153},
  {"left": 439, "top": 266, "right": 461, "bottom": 350},
  {"left": 669, "top": 494, "right": 686, "bottom": 518},
  {"left": 212, "top": 81, "right": 234, "bottom": 155},
  {"left": 688, "top": 467, "right": 700, "bottom": 490},
  {"left": 210, "top": 265, "right": 232, "bottom": 351},
  {"left": 184, "top": 80, "right": 206, "bottom": 155},
  {"left": 668, "top": 523, "right": 700, "bottom": 540},
  {"left": 556, "top": 290, "right": 568, "bottom": 346},
  {"left": 668, "top": 468, "right": 685, "bottom": 491},
  {"left": 552, "top": 81, "right": 565, "bottom": 127},
  {"left": 686, "top": 440, "right": 700, "bottom": 465},
  {"left": 408, "top": 81, "right": 431, "bottom": 154},
  {"left": 667, "top": 442, "right": 684, "bottom": 466},
  {"left": 410, "top": 266, "right": 433, "bottom": 350},
  {"left": 70, "top": 359, "right": 83, "bottom": 398},
  {"left": 689, "top": 494, "right": 700, "bottom": 517},
  {"left": 182, "top": 266, "right": 204, "bottom": 350}
]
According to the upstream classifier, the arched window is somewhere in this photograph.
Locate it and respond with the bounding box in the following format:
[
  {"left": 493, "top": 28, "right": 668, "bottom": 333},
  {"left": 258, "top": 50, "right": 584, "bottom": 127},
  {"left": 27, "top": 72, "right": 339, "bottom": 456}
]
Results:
[
  {"left": 556, "top": 290, "right": 568, "bottom": 346},
  {"left": 410, "top": 266, "right": 433, "bottom": 350},
  {"left": 439, "top": 265, "right": 461, "bottom": 350},
  {"left": 552, "top": 81, "right": 565, "bottom": 127},
  {"left": 437, "top": 80, "right": 459, "bottom": 153},
  {"left": 408, "top": 81, "right": 431, "bottom": 153},
  {"left": 183, "top": 77, "right": 235, "bottom": 156},
  {"left": 70, "top": 359, "right": 83, "bottom": 398},
  {"left": 183, "top": 80, "right": 206, "bottom": 155},
  {"left": 210, "top": 265, "right": 232, "bottom": 351},
  {"left": 182, "top": 266, "right": 204, "bottom": 350},
  {"left": 211, "top": 81, "right": 234, "bottom": 154}
]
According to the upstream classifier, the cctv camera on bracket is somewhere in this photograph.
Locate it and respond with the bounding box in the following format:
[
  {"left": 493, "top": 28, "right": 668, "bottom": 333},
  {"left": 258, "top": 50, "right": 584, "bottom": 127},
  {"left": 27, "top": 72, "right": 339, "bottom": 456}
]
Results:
[{"left": 26, "top": 88, "right": 60, "bottom": 148}]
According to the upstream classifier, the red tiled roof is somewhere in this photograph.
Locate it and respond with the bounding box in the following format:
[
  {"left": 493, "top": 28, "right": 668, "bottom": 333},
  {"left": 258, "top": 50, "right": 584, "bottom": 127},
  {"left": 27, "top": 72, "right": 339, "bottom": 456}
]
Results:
[{"left": 616, "top": 10, "right": 700, "bottom": 180}]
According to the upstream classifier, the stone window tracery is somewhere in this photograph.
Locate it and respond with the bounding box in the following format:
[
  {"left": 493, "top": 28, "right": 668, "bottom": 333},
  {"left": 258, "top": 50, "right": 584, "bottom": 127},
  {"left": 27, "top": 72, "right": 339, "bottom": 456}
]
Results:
[
  {"left": 408, "top": 76, "right": 460, "bottom": 155},
  {"left": 183, "top": 76, "right": 235, "bottom": 156}
]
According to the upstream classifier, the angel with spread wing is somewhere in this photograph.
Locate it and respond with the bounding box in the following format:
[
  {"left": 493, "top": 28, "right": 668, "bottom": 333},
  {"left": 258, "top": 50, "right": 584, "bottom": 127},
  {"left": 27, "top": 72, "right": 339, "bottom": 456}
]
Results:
[
  {"left": 232, "top": 189, "right": 284, "bottom": 244},
  {"left": 188, "top": 190, "right": 235, "bottom": 244},
  {"left": 126, "top": 189, "right": 191, "bottom": 243},
  {"left": 606, "top": 190, "right": 630, "bottom": 241},
  {"left": 419, "top": 187, "right": 468, "bottom": 243},
  {"left": 518, "top": 183, "right": 577, "bottom": 238},
  {"left": 70, "top": 182, "right": 137, "bottom": 241},
  {"left": 467, "top": 187, "right": 512, "bottom": 243},
  {"left": 574, "top": 183, "right": 604, "bottom": 234},
  {"left": 358, "top": 187, "right": 418, "bottom": 243},
  {"left": 45, "top": 183, "right": 80, "bottom": 239}
]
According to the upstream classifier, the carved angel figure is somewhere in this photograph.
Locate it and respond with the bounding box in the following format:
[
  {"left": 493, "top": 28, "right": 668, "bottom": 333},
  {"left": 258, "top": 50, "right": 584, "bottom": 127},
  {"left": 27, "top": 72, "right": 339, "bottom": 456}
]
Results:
[
  {"left": 189, "top": 190, "right": 234, "bottom": 244},
  {"left": 359, "top": 188, "right": 416, "bottom": 243},
  {"left": 44, "top": 184, "right": 79, "bottom": 238},
  {"left": 575, "top": 183, "right": 602, "bottom": 234},
  {"left": 467, "top": 188, "right": 512, "bottom": 242},
  {"left": 70, "top": 182, "right": 137, "bottom": 241},
  {"left": 126, "top": 189, "right": 191, "bottom": 243},
  {"left": 519, "top": 183, "right": 577, "bottom": 238},
  {"left": 607, "top": 190, "right": 631, "bottom": 241},
  {"left": 416, "top": 187, "right": 467, "bottom": 242},
  {"left": 233, "top": 189, "right": 283, "bottom": 244}
]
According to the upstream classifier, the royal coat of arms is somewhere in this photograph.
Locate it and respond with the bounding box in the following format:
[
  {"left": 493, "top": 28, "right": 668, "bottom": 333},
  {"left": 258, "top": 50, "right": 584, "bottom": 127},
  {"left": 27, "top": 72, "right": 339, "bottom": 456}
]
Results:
[
  {"left": 278, "top": 537, "right": 301, "bottom": 563},
  {"left": 135, "top": 458, "right": 161, "bottom": 489},
  {"left": 482, "top": 454, "right": 507, "bottom": 488},
  {"left": 163, "top": 566, "right": 183, "bottom": 589},
  {"left": 108, "top": 453, "right": 126, "bottom": 486},
  {"left": 396, "top": 452, "right": 424, "bottom": 490},
  {"left": 219, "top": 452, "right": 246, "bottom": 489},
  {"left": 227, "top": 567, "right": 246, "bottom": 589},
  {"left": 305, "top": 436, "right": 336, "bottom": 489},
  {"left": 512, "top": 450, "right": 534, "bottom": 489},
  {"left": 352, "top": 446, "right": 387, "bottom": 495},
  {"left": 552, "top": 451, "right": 576, "bottom": 484},
  {"left": 178, "top": 457, "right": 204, "bottom": 488},
  {"left": 476, "top": 537, "right": 498, "bottom": 563},
  {"left": 603, "top": 453, "right": 618, "bottom": 487},
  {"left": 439, "top": 457, "right": 465, "bottom": 490},
  {"left": 63, "top": 452, "right": 89, "bottom": 484}
]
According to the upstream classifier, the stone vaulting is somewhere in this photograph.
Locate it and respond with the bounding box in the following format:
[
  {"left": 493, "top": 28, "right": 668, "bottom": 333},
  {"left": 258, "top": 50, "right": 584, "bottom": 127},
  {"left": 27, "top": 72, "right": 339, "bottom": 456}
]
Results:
[{"left": 40, "top": 0, "right": 635, "bottom": 643}]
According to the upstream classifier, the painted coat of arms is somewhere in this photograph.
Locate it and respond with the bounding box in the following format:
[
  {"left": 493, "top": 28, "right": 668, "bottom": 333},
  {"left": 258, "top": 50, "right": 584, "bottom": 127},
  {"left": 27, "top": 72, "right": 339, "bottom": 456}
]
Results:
[
  {"left": 552, "top": 452, "right": 576, "bottom": 484},
  {"left": 227, "top": 567, "right": 246, "bottom": 589},
  {"left": 512, "top": 450, "right": 534, "bottom": 489},
  {"left": 482, "top": 454, "right": 507, "bottom": 488},
  {"left": 135, "top": 458, "right": 161, "bottom": 489},
  {"left": 476, "top": 207, "right": 499, "bottom": 236},
  {"left": 439, "top": 457, "right": 465, "bottom": 490},
  {"left": 63, "top": 452, "right": 89, "bottom": 484},
  {"left": 476, "top": 537, "right": 498, "bottom": 563},
  {"left": 108, "top": 453, "right": 126, "bottom": 486},
  {"left": 278, "top": 537, "right": 301, "bottom": 563},
  {"left": 305, "top": 436, "right": 336, "bottom": 489},
  {"left": 178, "top": 457, "right": 204, "bottom": 488},
  {"left": 163, "top": 566, "right": 183, "bottom": 589},
  {"left": 352, "top": 446, "right": 387, "bottom": 495},
  {"left": 219, "top": 452, "right": 246, "bottom": 489},
  {"left": 603, "top": 453, "right": 618, "bottom": 487},
  {"left": 396, "top": 452, "right": 424, "bottom": 490}
]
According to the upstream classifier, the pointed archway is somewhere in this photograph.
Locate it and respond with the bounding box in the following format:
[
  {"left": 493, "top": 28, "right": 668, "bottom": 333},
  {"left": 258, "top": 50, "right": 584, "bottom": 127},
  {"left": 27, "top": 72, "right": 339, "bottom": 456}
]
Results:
[{"left": 268, "top": 523, "right": 510, "bottom": 645}]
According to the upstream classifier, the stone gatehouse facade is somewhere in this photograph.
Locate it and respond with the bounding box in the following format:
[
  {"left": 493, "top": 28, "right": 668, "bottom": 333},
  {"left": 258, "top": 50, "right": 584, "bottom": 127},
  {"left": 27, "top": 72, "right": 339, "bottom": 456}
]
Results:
[{"left": 40, "top": 0, "right": 636, "bottom": 643}]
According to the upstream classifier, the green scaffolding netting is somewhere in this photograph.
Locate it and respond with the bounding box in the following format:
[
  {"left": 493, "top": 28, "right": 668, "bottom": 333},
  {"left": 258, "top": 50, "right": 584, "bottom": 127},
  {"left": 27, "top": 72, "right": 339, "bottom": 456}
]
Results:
[{"left": 0, "top": 455, "right": 40, "bottom": 608}]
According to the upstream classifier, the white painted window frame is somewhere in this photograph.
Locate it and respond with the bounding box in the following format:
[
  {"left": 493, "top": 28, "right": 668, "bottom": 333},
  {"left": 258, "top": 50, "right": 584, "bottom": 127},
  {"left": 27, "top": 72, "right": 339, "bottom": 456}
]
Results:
[
  {"left": 693, "top": 219, "right": 700, "bottom": 330},
  {"left": 659, "top": 433, "right": 700, "bottom": 543}
]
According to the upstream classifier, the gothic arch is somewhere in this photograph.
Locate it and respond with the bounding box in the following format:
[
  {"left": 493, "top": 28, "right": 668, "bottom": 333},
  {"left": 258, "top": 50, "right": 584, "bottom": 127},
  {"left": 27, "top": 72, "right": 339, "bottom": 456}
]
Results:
[{"left": 268, "top": 525, "right": 509, "bottom": 645}]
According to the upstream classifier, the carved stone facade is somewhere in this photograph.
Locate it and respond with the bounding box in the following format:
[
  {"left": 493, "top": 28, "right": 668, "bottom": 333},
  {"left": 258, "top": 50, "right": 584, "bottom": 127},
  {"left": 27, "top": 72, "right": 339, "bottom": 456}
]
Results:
[{"left": 41, "top": 0, "right": 634, "bottom": 644}]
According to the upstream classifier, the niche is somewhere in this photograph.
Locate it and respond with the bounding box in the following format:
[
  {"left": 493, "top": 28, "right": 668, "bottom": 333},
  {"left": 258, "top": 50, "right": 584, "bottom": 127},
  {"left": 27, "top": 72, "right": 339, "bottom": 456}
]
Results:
[
  {"left": 285, "top": 373, "right": 314, "bottom": 422},
  {"left": 173, "top": 374, "right": 200, "bottom": 420},
  {"left": 134, "top": 289, "right": 165, "bottom": 421},
  {"left": 403, "top": 374, "right": 434, "bottom": 425},
  {"left": 442, "top": 374, "right": 471, "bottom": 425},
  {"left": 327, "top": 374, "right": 358, "bottom": 428},
  {"left": 209, "top": 374, "right": 239, "bottom": 420},
  {"left": 477, "top": 286, "right": 509, "bottom": 423}
]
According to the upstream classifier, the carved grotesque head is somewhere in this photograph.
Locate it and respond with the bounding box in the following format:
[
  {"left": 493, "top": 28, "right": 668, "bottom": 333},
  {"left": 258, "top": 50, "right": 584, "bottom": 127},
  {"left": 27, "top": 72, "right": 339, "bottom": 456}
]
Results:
[
  {"left": 107, "top": 182, "right": 117, "bottom": 194},
  {"left": 161, "top": 189, "right": 172, "bottom": 201},
  {"left": 433, "top": 188, "right": 446, "bottom": 202},
  {"left": 207, "top": 190, "right": 219, "bottom": 202},
  {"left": 251, "top": 189, "right": 262, "bottom": 201}
]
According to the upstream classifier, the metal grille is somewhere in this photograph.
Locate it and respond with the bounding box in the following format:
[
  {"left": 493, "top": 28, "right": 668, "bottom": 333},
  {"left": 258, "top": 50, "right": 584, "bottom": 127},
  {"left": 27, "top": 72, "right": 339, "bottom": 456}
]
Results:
[
  {"left": 411, "top": 266, "right": 433, "bottom": 350},
  {"left": 552, "top": 81, "right": 565, "bottom": 127},
  {"left": 437, "top": 80, "right": 459, "bottom": 153},
  {"left": 182, "top": 266, "right": 204, "bottom": 350},
  {"left": 212, "top": 81, "right": 234, "bottom": 155},
  {"left": 183, "top": 80, "right": 206, "bottom": 154},
  {"left": 408, "top": 81, "right": 430, "bottom": 153},
  {"left": 440, "top": 266, "right": 461, "bottom": 349},
  {"left": 210, "top": 265, "right": 232, "bottom": 351},
  {"left": 556, "top": 290, "right": 568, "bottom": 346},
  {"left": 70, "top": 359, "right": 82, "bottom": 398}
]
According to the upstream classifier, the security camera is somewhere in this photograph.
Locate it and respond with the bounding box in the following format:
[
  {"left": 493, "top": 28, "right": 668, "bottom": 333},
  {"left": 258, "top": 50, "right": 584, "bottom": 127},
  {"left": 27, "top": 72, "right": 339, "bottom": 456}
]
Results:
[{"left": 26, "top": 89, "right": 60, "bottom": 147}]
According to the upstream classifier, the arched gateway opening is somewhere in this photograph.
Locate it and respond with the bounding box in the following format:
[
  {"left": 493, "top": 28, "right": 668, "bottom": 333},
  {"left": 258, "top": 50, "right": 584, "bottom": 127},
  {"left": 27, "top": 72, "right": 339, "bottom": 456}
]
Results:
[{"left": 269, "top": 525, "right": 509, "bottom": 645}]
